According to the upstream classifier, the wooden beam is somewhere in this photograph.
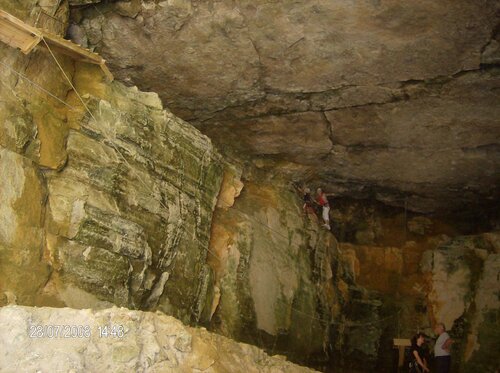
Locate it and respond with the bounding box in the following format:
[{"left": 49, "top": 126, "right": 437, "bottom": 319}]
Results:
[
  {"left": 99, "top": 61, "right": 114, "bottom": 82},
  {"left": 393, "top": 338, "right": 411, "bottom": 368},
  {"left": 0, "top": 9, "right": 113, "bottom": 81},
  {"left": 42, "top": 32, "right": 102, "bottom": 64},
  {"left": 393, "top": 338, "right": 411, "bottom": 347},
  {"left": 0, "top": 10, "right": 42, "bottom": 53}
]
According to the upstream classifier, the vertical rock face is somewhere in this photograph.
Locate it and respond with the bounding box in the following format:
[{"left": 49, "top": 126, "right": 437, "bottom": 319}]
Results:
[
  {"left": 0, "top": 0, "right": 67, "bottom": 307},
  {"left": 207, "top": 180, "right": 349, "bottom": 365},
  {"left": 0, "top": 37, "right": 351, "bottom": 368},
  {"left": 327, "top": 198, "right": 500, "bottom": 372},
  {"left": 1, "top": 2, "right": 499, "bottom": 373},
  {"left": 0, "top": 5, "right": 356, "bottom": 369},
  {"left": 0, "top": 1, "right": 224, "bottom": 323},
  {"left": 45, "top": 82, "right": 224, "bottom": 320},
  {"left": 421, "top": 234, "right": 500, "bottom": 372},
  {"left": 0, "top": 148, "right": 49, "bottom": 305}
]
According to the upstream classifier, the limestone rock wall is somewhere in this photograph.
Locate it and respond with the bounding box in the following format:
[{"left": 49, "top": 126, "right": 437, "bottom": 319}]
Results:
[
  {"left": 45, "top": 80, "right": 224, "bottom": 321},
  {"left": 0, "top": 305, "right": 318, "bottom": 373},
  {"left": 0, "top": 4, "right": 358, "bottom": 370},
  {"left": 1, "top": 2, "right": 498, "bottom": 373},
  {"left": 335, "top": 200, "right": 500, "bottom": 373},
  {"left": 421, "top": 234, "right": 500, "bottom": 373},
  {"left": 339, "top": 236, "right": 500, "bottom": 372},
  {"left": 0, "top": 0, "right": 72, "bottom": 307},
  {"left": 71, "top": 0, "right": 500, "bottom": 212},
  {"left": 0, "top": 1, "right": 224, "bottom": 325},
  {"left": 206, "top": 180, "right": 350, "bottom": 366}
]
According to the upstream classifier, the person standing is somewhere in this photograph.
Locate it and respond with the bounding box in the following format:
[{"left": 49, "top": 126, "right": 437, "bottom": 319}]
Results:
[
  {"left": 302, "top": 187, "right": 315, "bottom": 215},
  {"left": 316, "top": 188, "right": 330, "bottom": 230},
  {"left": 434, "top": 323, "right": 453, "bottom": 373},
  {"left": 409, "top": 332, "right": 430, "bottom": 372}
]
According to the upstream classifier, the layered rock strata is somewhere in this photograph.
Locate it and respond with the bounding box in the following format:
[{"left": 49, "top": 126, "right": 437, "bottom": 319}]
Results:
[
  {"left": 0, "top": 1, "right": 224, "bottom": 325},
  {"left": 71, "top": 0, "right": 500, "bottom": 212},
  {"left": 334, "top": 200, "right": 500, "bottom": 372},
  {"left": 1, "top": 2, "right": 499, "bottom": 373},
  {"left": 0, "top": 3, "right": 360, "bottom": 369}
]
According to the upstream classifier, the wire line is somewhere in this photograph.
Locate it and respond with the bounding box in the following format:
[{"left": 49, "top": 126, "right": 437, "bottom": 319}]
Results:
[
  {"left": 0, "top": 60, "right": 76, "bottom": 110},
  {"left": 41, "top": 36, "right": 222, "bottom": 262}
]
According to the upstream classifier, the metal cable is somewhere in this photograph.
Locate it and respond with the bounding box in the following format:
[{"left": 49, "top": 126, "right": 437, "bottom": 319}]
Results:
[
  {"left": 41, "top": 36, "right": 222, "bottom": 262},
  {"left": 0, "top": 60, "right": 77, "bottom": 110}
]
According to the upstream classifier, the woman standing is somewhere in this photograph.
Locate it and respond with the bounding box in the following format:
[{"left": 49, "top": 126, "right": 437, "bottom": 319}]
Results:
[{"left": 409, "top": 332, "right": 430, "bottom": 373}]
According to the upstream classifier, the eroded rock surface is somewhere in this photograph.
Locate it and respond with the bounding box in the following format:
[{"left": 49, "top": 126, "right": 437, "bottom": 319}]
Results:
[
  {"left": 73, "top": 0, "right": 500, "bottom": 212},
  {"left": 0, "top": 2, "right": 224, "bottom": 324},
  {"left": 1, "top": 2, "right": 499, "bottom": 372},
  {"left": 0, "top": 4, "right": 362, "bottom": 369},
  {"left": 325, "top": 197, "right": 499, "bottom": 372},
  {"left": 421, "top": 234, "right": 500, "bottom": 372},
  {"left": 0, "top": 305, "right": 318, "bottom": 373},
  {"left": 207, "top": 180, "right": 349, "bottom": 365}
]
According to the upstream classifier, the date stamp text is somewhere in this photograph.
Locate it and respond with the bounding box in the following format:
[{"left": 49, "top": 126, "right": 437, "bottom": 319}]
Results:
[{"left": 28, "top": 324, "right": 125, "bottom": 339}]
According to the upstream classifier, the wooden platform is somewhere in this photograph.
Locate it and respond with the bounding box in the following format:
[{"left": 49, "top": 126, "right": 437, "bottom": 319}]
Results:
[{"left": 0, "top": 9, "right": 113, "bottom": 81}]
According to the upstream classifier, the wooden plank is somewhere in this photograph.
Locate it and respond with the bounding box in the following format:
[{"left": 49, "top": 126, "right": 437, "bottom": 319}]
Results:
[
  {"left": 393, "top": 338, "right": 411, "bottom": 347},
  {"left": 23, "top": 36, "right": 42, "bottom": 54},
  {"left": 0, "top": 9, "right": 113, "bottom": 80},
  {"left": 0, "top": 14, "right": 41, "bottom": 53},
  {"left": 99, "top": 62, "right": 114, "bottom": 82},
  {"left": 42, "top": 31, "right": 103, "bottom": 64},
  {"left": 0, "top": 9, "right": 40, "bottom": 36}
]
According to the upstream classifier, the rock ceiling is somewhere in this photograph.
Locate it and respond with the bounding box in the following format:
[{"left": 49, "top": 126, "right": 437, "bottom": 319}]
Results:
[{"left": 71, "top": 0, "right": 500, "bottom": 212}]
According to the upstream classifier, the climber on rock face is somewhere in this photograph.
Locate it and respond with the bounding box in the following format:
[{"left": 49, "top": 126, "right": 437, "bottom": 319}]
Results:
[
  {"left": 301, "top": 187, "right": 315, "bottom": 215},
  {"left": 316, "top": 188, "right": 330, "bottom": 230}
]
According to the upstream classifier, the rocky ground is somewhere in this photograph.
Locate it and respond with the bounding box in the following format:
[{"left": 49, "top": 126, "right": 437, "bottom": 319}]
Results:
[{"left": 0, "top": 305, "right": 318, "bottom": 373}]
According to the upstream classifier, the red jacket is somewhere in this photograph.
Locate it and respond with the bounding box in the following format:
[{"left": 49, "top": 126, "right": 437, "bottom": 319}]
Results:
[{"left": 316, "top": 193, "right": 328, "bottom": 206}]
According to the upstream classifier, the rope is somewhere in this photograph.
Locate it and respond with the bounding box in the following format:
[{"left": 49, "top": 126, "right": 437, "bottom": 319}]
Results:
[
  {"left": 38, "top": 36, "right": 395, "bottom": 333},
  {"left": 0, "top": 61, "right": 77, "bottom": 110},
  {"left": 14, "top": 31, "right": 406, "bottom": 338},
  {"left": 41, "top": 37, "right": 94, "bottom": 116},
  {"left": 41, "top": 32, "right": 329, "bottom": 256},
  {"left": 34, "top": 38, "right": 407, "bottom": 344},
  {"left": 40, "top": 36, "right": 222, "bottom": 262},
  {"left": 275, "top": 297, "right": 401, "bottom": 327}
]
